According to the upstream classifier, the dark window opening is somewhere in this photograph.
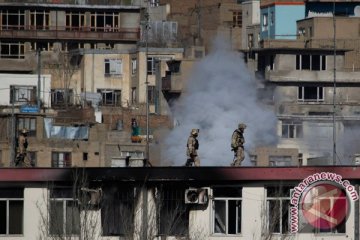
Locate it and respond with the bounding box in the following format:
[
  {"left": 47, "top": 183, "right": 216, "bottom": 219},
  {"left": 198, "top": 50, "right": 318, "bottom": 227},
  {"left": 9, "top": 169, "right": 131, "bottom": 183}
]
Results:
[
  {"left": 101, "top": 186, "right": 135, "bottom": 236},
  {"left": 83, "top": 152, "right": 88, "bottom": 161},
  {"left": 301, "top": 55, "right": 310, "bottom": 70},
  {"left": 311, "top": 55, "right": 320, "bottom": 70},
  {"left": 158, "top": 186, "right": 189, "bottom": 236}
]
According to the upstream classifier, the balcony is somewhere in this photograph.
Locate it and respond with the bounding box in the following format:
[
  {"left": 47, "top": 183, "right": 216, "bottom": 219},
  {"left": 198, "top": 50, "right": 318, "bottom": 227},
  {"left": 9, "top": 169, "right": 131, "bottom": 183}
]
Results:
[
  {"left": 265, "top": 69, "right": 360, "bottom": 83},
  {"left": 0, "top": 27, "right": 140, "bottom": 42},
  {"left": 162, "top": 71, "right": 182, "bottom": 93}
]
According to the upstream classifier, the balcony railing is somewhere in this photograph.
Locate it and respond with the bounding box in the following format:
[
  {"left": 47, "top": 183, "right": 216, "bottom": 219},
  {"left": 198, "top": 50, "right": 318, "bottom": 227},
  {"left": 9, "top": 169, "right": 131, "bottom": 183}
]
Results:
[{"left": 0, "top": 25, "right": 140, "bottom": 41}]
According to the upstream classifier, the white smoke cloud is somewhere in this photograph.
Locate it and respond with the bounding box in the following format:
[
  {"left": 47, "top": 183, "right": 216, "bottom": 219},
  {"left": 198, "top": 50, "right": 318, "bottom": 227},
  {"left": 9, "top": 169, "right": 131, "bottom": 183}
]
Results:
[{"left": 161, "top": 36, "right": 278, "bottom": 166}]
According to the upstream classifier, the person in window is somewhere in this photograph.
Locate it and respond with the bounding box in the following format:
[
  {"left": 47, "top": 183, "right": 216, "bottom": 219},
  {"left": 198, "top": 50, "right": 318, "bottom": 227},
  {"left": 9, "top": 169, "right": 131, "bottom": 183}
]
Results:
[
  {"left": 231, "top": 123, "right": 246, "bottom": 166},
  {"left": 185, "top": 129, "right": 200, "bottom": 167},
  {"left": 15, "top": 128, "right": 31, "bottom": 167}
]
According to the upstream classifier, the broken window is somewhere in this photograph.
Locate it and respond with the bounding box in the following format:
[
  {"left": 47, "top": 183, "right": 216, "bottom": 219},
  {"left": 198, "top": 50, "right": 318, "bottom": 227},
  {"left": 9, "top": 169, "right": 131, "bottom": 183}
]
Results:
[
  {"left": 51, "top": 152, "right": 72, "bottom": 167},
  {"left": 213, "top": 187, "right": 242, "bottom": 235},
  {"left": 158, "top": 186, "right": 189, "bottom": 236},
  {"left": 1, "top": 10, "right": 25, "bottom": 30},
  {"left": 104, "top": 59, "right": 122, "bottom": 76},
  {"left": 0, "top": 42, "right": 24, "bottom": 59},
  {"left": 97, "top": 89, "right": 121, "bottom": 106},
  {"left": 101, "top": 185, "right": 135, "bottom": 236},
  {"left": 298, "top": 86, "right": 324, "bottom": 102},
  {"left": 49, "top": 189, "right": 80, "bottom": 236},
  {"left": 281, "top": 120, "right": 303, "bottom": 139},
  {"left": 266, "top": 186, "right": 291, "bottom": 234},
  {"left": 10, "top": 85, "right": 36, "bottom": 104},
  {"left": 0, "top": 189, "right": 23, "bottom": 235},
  {"left": 17, "top": 117, "right": 36, "bottom": 137},
  {"left": 51, "top": 89, "right": 74, "bottom": 107}
]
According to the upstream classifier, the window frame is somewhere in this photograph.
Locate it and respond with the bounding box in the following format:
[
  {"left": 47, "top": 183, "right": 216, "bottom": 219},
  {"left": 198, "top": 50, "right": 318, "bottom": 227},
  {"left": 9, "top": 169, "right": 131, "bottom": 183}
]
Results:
[
  {"left": 298, "top": 86, "right": 324, "bottom": 102},
  {"left": 212, "top": 187, "right": 242, "bottom": 236},
  {"left": 51, "top": 89, "right": 74, "bottom": 106},
  {"left": 147, "top": 57, "right": 156, "bottom": 75},
  {"left": 51, "top": 152, "right": 72, "bottom": 168},
  {"left": 266, "top": 187, "right": 291, "bottom": 235},
  {"left": 0, "top": 42, "right": 25, "bottom": 59},
  {"left": 49, "top": 198, "right": 80, "bottom": 236},
  {"left": 10, "top": 85, "right": 36, "bottom": 104},
  {"left": 97, "top": 89, "right": 121, "bottom": 106},
  {"left": 296, "top": 54, "right": 326, "bottom": 71},
  {"left": 281, "top": 120, "right": 303, "bottom": 139},
  {"left": 0, "top": 189, "right": 24, "bottom": 236},
  {"left": 104, "top": 59, "right": 122, "bottom": 77}
]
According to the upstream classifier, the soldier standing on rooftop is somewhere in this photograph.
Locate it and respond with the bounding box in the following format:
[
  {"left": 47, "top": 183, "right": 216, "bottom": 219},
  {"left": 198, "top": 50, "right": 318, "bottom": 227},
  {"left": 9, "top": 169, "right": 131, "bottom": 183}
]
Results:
[
  {"left": 185, "top": 129, "right": 200, "bottom": 167},
  {"left": 231, "top": 123, "right": 246, "bottom": 166}
]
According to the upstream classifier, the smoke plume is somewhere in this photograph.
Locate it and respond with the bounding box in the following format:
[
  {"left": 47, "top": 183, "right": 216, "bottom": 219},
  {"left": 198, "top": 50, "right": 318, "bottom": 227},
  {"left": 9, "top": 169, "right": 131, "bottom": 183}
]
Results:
[{"left": 161, "top": 36, "right": 278, "bottom": 166}]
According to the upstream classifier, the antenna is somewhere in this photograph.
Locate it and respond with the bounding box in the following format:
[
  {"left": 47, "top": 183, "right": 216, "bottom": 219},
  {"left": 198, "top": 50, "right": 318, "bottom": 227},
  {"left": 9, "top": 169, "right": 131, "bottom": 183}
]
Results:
[{"left": 332, "top": 0, "right": 337, "bottom": 165}]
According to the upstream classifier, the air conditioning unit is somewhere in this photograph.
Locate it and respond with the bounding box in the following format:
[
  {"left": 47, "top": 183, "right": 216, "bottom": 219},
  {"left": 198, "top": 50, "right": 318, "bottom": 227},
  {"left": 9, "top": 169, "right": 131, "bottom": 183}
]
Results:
[{"left": 185, "top": 188, "right": 208, "bottom": 204}]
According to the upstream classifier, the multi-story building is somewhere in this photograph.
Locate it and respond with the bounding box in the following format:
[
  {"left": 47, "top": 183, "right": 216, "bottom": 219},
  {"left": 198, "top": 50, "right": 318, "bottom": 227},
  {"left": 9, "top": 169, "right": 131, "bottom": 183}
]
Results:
[
  {"left": 245, "top": 1, "right": 360, "bottom": 166},
  {"left": 0, "top": 0, "right": 191, "bottom": 167}
]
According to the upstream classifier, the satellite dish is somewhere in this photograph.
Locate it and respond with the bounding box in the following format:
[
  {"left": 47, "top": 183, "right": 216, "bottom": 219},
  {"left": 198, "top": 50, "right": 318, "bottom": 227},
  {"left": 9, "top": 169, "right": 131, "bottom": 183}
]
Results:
[{"left": 354, "top": 6, "right": 360, "bottom": 17}]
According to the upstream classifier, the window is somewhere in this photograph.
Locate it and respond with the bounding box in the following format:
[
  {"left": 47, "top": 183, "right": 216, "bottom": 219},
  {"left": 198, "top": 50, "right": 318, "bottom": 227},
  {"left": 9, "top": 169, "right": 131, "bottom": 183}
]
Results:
[
  {"left": 89, "top": 12, "right": 119, "bottom": 32},
  {"left": 104, "top": 59, "right": 122, "bottom": 76},
  {"left": 51, "top": 89, "right": 74, "bottom": 106},
  {"left": 150, "top": 0, "right": 159, "bottom": 7},
  {"left": 52, "top": 152, "right": 72, "bottom": 167},
  {"left": 0, "top": 189, "right": 24, "bottom": 235},
  {"left": 101, "top": 186, "right": 135, "bottom": 236},
  {"left": 17, "top": 117, "right": 36, "bottom": 137},
  {"left": 1, "top": 10, "right": 25, "bottom": 30},
  {"left": 10, "top": 85, "right": 36, "bottom": 104},
  {"left": 281, "top": 120, "right": 303, "bottom": 139},
  {"left": 248, "top": 34, "right": 254, "bottom": 48},
  {"left": 131, "top": 58, "right": 137, "bottom": 75},
  {"left": 266, "top": 186, "right": 291, "bottom": 234},
  {"left": 65, "top": 12, "right": 85, "bottom": 31},
  {"left": 262, "top": 13, "right": 268, "bottom": 31},
  {"left": 213, "top": 187, "right": 242, "bottom": 235},
  {"left": 147, "top": 57, "right": 156, "bottom": 75},
  {"left": 97, "top": 89, "right": 121, "bottom": 106},
  {"left": 30, "top": 10, "right": 50, "bottom": 30},
  {"left": 158, "top": 186, "right": 189, "bottom": 236},
  {"left": 270, "top": 11, "right": 274, "bottom": 25},
  {"left": 131, "top": 87, "right": 137, "bottom": 104},
  {"left": 232, "top": 11, "right": 242, "bottom": 27},
  {"left": 298, "top": 86, "right": 324, "bottom": 102},
  {"left": 0, "top": 42, "right": 25, "bottom": 59},
  {"left": 296, "top": 55, "right": 326, "bottom": 70},
  {"left": 148, "top": 86, "right": 156, "bottom": 104},
  {"left": 27, "top": 151, "right": 36, "bottom": 167},
  {"left": 50, "top": 189, "right": 80, "bottom": 236}
]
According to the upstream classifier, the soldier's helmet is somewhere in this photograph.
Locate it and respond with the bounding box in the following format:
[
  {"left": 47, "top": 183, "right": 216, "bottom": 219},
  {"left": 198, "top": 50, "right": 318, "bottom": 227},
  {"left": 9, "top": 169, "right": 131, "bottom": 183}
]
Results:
[
  {"left": 238, "top": 123, "right": 247, "bottom": 130},
  {"left": 191, "top": 129, "right": 199, "bottom": 136}
]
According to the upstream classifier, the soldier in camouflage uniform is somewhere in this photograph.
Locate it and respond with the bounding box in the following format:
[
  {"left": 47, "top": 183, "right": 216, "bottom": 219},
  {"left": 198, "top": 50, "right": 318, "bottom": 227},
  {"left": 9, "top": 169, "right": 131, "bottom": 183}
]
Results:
[
  {"left": 15, "top": 129, "right": 31, "bottom": 167},
  {"left": 185, "top": 129, "right": 200, "bottom": 167},
  {"left": 231, "top": 123, "right": 246, "bottom": 166}
]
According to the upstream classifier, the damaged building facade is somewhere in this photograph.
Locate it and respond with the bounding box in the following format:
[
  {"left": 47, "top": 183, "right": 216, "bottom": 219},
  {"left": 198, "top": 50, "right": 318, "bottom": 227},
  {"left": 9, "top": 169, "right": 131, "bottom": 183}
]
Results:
[{"left": 0, "top": 166, "right": 358, "bottom": 239}]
